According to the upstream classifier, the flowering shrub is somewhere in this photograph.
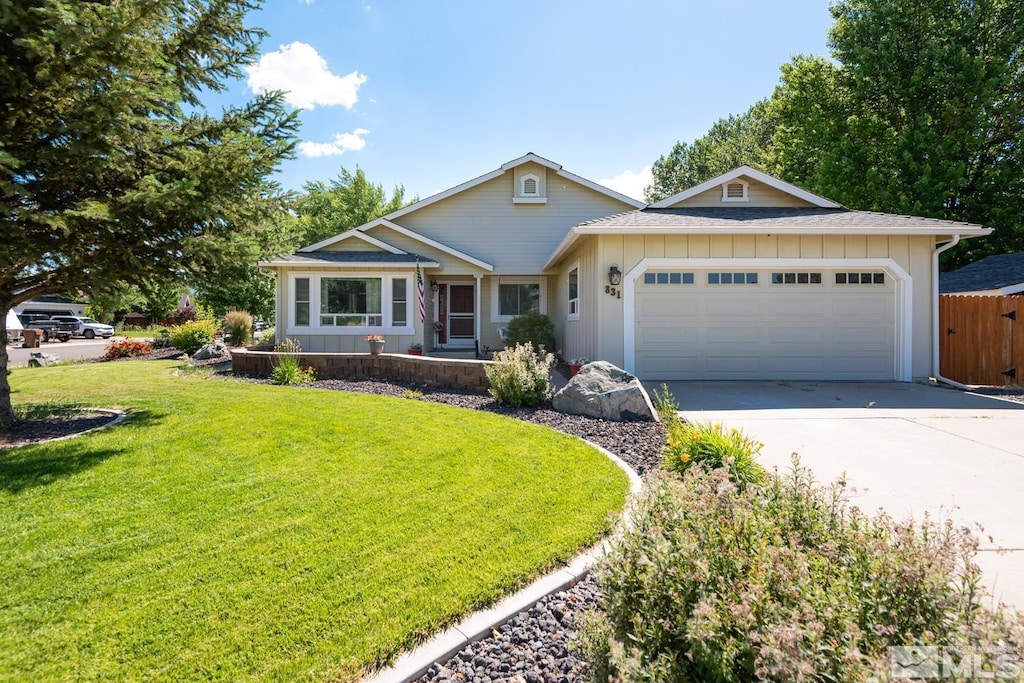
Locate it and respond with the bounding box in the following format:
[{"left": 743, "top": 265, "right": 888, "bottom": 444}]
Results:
[
  {"left": 580, "top": 463, "right": 1024, "bottom": 682},
  {"left": 485, "top": 342, "right": 553, "bottom": 407},
  {"left": 663, "top": 420, "right": 766, "bottom": 485},
  {"left": 365, "top": 334, "right": 385, "bottom": 342},
  {"left": 168, "top": 319, "right": 217, "bottom": 355},
  {"left": 104, "top": 337, "right": 153, "bottom": 359}
]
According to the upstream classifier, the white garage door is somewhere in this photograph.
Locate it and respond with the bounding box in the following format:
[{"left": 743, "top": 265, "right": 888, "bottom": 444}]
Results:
[{"left": 634, "top": 269, "right": 896, "bottom": 380}]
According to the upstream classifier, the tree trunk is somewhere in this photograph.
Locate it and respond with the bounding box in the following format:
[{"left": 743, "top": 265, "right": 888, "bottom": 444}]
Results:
[{"left": 0, "top": 306, "right": 14, "bottom": 428}]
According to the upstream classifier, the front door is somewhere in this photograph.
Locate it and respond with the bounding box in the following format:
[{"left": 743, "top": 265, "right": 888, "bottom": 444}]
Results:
[{"left": 447, "top": 284, "right": 475, "bottom": 346}]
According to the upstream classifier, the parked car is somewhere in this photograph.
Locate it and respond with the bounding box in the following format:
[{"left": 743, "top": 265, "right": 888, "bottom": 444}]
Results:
[
  {"left": 49, "top": 315, "right": 115, "bottom": 339},
  {"left": 16, "top": 314, "right": 75, "bottom": 342}
]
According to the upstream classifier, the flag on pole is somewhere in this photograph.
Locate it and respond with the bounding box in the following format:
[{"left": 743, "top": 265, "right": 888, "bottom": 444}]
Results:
[{"left": 416, "top": 261, "right": 426, "bottom": 322}]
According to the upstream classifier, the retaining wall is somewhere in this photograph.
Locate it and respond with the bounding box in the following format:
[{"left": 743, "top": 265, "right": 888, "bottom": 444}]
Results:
[{"left": 230, "top": 349, "right": 492, "bottom": 394}]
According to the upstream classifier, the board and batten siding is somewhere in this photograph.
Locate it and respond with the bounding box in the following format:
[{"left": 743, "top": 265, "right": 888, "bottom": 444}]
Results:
[
  {"left": 396, "top": 162, "right": 636, "bottom": 275},
  {"left": 671, "top": 179, "right": 818, "bottom": 208},
  {"left": 559, "top": 237, "right": 600, "bottom": 363},
  {"left": 593, "top": 233, "right": 936, "bottom": 379}
]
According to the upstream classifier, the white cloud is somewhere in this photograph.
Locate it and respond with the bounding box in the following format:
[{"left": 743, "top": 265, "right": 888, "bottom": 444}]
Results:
[
  {"left": 599, "top": 166, "right": 653, "bottom": 202},
  {"left": 299, "top": 129, "right": 371, "bottom": 158},
  {"left": 246, "top": 42, "right": 366, "bottom": 110}
]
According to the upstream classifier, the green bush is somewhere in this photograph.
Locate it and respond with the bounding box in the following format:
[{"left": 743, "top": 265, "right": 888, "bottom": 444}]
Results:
[
  {"left": 257, "top": 325, "right": 276, "bottom": 346},
  {"left": 168, "top": 319, "right": 217, "bottom": 355},
  {"left": 663, "top": 420, "right": 766, "bottom": 486},
  {"left": 269, "top": 339, "right": 316, "bottom": 385},
  {"left": 223, "top": 309, "right": 253, "bottom": 347},
  {"left": 484, "top": 342, "right": 553, "bottom": 407},
  {"left": 504, "top": 311, "right": 556, "bottom": 353},
  {"left": 579, "top": 463, "right": 1024, "bottom": 682}
]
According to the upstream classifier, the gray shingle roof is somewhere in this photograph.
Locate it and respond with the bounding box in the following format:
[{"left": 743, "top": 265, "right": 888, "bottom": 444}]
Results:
[
  {"left": 940, "top": 252, "right": 1024, "bottom": 293},
  {"left": 273, "top": 251, "right": 437, "bottom": 265},
  {"left": 578, "top": 207, "right": 988, "bottom": 231}
]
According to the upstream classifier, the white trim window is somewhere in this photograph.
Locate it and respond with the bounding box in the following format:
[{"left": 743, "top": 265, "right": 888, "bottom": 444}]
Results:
[
  {"left": 491, "top": 277, "right": 546, "bottom": 323},
  {"left": 288, "top": 272, "right": 414, "bottom": 335},
  {"left": 567, "top": 264, "right": 580, "bottom": 320}
]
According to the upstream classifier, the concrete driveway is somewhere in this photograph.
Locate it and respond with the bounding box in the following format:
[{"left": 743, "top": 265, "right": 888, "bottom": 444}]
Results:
[{"left": 653, "top": 380, "right": 1024, "bottom": 610}]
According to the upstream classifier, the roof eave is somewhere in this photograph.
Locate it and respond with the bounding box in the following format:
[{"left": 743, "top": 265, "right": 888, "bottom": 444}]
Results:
[
  {"left": 572, "top": 225, "right": 993, "bottom": 236},
  {"left": 259, "top": 259, "right": 442, "bottom": 268}
]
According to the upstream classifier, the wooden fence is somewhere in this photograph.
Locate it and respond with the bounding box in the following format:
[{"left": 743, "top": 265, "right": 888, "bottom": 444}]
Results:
[{"left": 939, "top": 294, "right": 1023, "bottom": 386}]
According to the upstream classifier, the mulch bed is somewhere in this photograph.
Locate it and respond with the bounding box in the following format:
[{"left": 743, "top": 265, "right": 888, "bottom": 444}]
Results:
[{"left": 0, "top": 411, "right": 118, "bottom": 450}]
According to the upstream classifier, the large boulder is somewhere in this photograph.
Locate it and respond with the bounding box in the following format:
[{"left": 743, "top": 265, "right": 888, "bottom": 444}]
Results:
[
  {"left": 192, "top": 341, "right": 228, "bottom": 361},
  {"left": 552, "top": 361, "right": 658, "bottom": 422}
]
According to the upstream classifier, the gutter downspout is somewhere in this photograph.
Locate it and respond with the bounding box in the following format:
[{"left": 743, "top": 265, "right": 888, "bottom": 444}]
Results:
[{"left": 932, "top": 235, "right": 969, "bottom": 390}]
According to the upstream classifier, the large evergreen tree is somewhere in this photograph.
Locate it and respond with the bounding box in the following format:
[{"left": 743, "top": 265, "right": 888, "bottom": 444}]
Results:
[{"left": 0, "top": 0, "right": 299, "bottom": 426}]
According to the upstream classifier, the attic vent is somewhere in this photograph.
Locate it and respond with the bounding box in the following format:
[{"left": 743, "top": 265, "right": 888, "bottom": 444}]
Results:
[
  {"left": 523, "top": 177, "right": 538, "bottom": 195},
  {"left": 721, "top": 179, "right": 749, "bottom": 202}
]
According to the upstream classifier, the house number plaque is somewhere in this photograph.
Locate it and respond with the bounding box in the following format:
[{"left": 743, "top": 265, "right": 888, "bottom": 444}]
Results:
[{"left": 605, "top": 285, "right": 621, "bottom": 299}]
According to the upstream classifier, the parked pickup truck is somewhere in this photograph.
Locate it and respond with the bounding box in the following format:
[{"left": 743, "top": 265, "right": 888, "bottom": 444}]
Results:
[
  {"left": 49, "top": 315, "right": 115, "bottom": 339},
  {"left": 17, "top": 314, "right": 76, "bottom": 343}
]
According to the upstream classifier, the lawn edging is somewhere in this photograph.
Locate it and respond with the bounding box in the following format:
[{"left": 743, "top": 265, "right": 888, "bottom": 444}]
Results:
[{"left": 363, "top": 440, "right": 643, "bottom": 683}]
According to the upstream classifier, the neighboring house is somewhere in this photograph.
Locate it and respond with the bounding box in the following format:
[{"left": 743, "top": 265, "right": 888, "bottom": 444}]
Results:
[
  {"left": 13, "top": 295, "right": 86, "bottom": 317},
  {"left": 940, "top": 252, "right": 1024, "bottom": 296},
  {"left": 264, "top": 157, "right": 992, "bottom": 382}
]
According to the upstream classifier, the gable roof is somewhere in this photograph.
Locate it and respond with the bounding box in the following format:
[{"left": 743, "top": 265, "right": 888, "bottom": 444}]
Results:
[
  {"left": 261, "top": 251, "right": 441, "bottom": 268},
  {"left": 545, "top": 206, "right": 992, "bottom": 269},
  {"left": 940, "top": 252, "right": 1024, "bottom": 294},
  {"left": 345, "top": 152, "right": 643, "bottom": 227},
  {"left": 648, "top": 165, "right": 843, "bottom": 209},
  {"left": 299, "top": 218, "right": 494, "bottom": 271}
]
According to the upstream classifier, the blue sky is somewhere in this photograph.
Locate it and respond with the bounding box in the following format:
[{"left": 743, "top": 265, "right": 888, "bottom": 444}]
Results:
[{"left": 222, "top": 0, "right": 835, "bottom": 201}]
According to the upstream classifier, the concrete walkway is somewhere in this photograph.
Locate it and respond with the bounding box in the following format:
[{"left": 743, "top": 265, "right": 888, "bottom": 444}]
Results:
[{"left": 652, "top": 380, "right": 1024, "bottom": 610}]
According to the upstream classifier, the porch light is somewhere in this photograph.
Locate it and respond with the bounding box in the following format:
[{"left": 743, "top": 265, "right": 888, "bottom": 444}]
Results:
[
  {"left": 608, "top": 265, "right": 622, "bottom": 286},
  {"left": 430, "top": 280, "right": 439, "bottom": 293}
]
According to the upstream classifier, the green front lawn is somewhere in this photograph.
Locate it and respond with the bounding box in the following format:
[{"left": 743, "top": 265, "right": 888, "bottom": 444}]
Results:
[{"left": 0, "top": 362, "right": 629, "bottom": 681}]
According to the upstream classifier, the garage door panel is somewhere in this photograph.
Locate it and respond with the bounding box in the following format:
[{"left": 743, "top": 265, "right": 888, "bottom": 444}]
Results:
[
  {"left": 705, "top": 326, "right": 762, "bottom": 344},
  {"left": 639, "top": 324, "right": 697, "bottom": 345},
  {"left": 634, "top": 269, "right": 897, "bottom": 381}
]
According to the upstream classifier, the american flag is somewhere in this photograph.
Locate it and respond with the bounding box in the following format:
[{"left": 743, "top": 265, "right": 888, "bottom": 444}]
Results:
[{"left": 416, "top": 261, "right": 426, "bottom": 322}]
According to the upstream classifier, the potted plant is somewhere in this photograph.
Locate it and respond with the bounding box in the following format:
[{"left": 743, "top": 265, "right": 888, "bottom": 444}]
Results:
[
  {"left": 568, "top": 357, "right": 588, "bottom": 376},
  {"left": 407, "top": 341, "right": 423, "bottom": 356},
  {"left": 365, "top": 334, "right": 386, "bottom": 355}
]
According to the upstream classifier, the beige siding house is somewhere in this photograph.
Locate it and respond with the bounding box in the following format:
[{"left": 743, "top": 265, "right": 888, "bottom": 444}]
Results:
[
  {"left": 261, "top": 154, "right": 642, "bottom": 355},
  {"left": 265, "top": 159, "right": 991, "bottom": 382}
]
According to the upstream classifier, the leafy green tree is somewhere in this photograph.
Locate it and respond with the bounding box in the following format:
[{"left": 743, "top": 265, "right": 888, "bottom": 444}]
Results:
[
  {"left": 85, "top": 284, "right": 148, "bottom": 324},
  {"left": 647, "top": 101, "right": 776, "bottom": 202},
  {"left": 649, "top": 0, "right": 1024, "bottom": 267},
  {"left": 0, "top": 0, "right": 299, "bottom": 426},
  {"left": 194, "top": 263, "right": 277, "bottom": 321},
  {"left": 293, "top": 167, "right": 411, "bottom": 247}
]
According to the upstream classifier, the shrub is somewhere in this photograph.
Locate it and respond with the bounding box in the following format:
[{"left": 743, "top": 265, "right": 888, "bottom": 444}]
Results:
[
  {"left": 168, "top": 319, "right": 217, "bottom": 355},
  {"left": 579, "top": 463, "right": 1024, "bottom": 682},
  {"left": 504, "top": 311, "right": 556, "bottom": 353},
  {"left": 269, "top": 339, "right": 316, "bottom": 385},
  {"left": 104, "top": 337, "right": 154, "bottom": 359},
  {"left": 663, "top": 420, "right": 767, "bottom": 485},
  {"left": 485, "top": 342, "right": 554, "bottom": 407},
  {"left": 256, "top": 325, "right": 275, "bottom": 346},
  {"left": 224, "top": 310, "right": 253, "bottom": 347},
  {"left": 151, "top": 329, "right": 174, "bottom": 349}
]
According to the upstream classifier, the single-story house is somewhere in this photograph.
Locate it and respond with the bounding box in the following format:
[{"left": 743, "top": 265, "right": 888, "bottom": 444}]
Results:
[
  {"left": 940, "top": 252, "right": 1024, "bottom": 296},
  {"left": 262, "top": 154, "right": 992, "bottom": 382}
]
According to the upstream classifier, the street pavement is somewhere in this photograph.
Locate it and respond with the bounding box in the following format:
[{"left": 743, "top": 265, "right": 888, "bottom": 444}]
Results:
[{"left": 6, "top": 338, "right": 115, "bottom": 366}]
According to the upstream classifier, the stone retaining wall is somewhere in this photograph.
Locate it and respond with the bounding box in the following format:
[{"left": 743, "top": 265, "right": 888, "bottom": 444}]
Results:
[{"left": 230, "top": 349, "right": 492, "bottom": 394}]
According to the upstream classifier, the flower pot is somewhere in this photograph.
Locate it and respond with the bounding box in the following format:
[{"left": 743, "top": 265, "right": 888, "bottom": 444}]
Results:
[
  {"left": 368, "top": 340, "right": 385, "bottom": 355},
  {"left": 407, "top": 348, "right": 423, "bottom": 356},
  {"left": 569, "top": 363, "right": 582, "bottom": 376}
]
